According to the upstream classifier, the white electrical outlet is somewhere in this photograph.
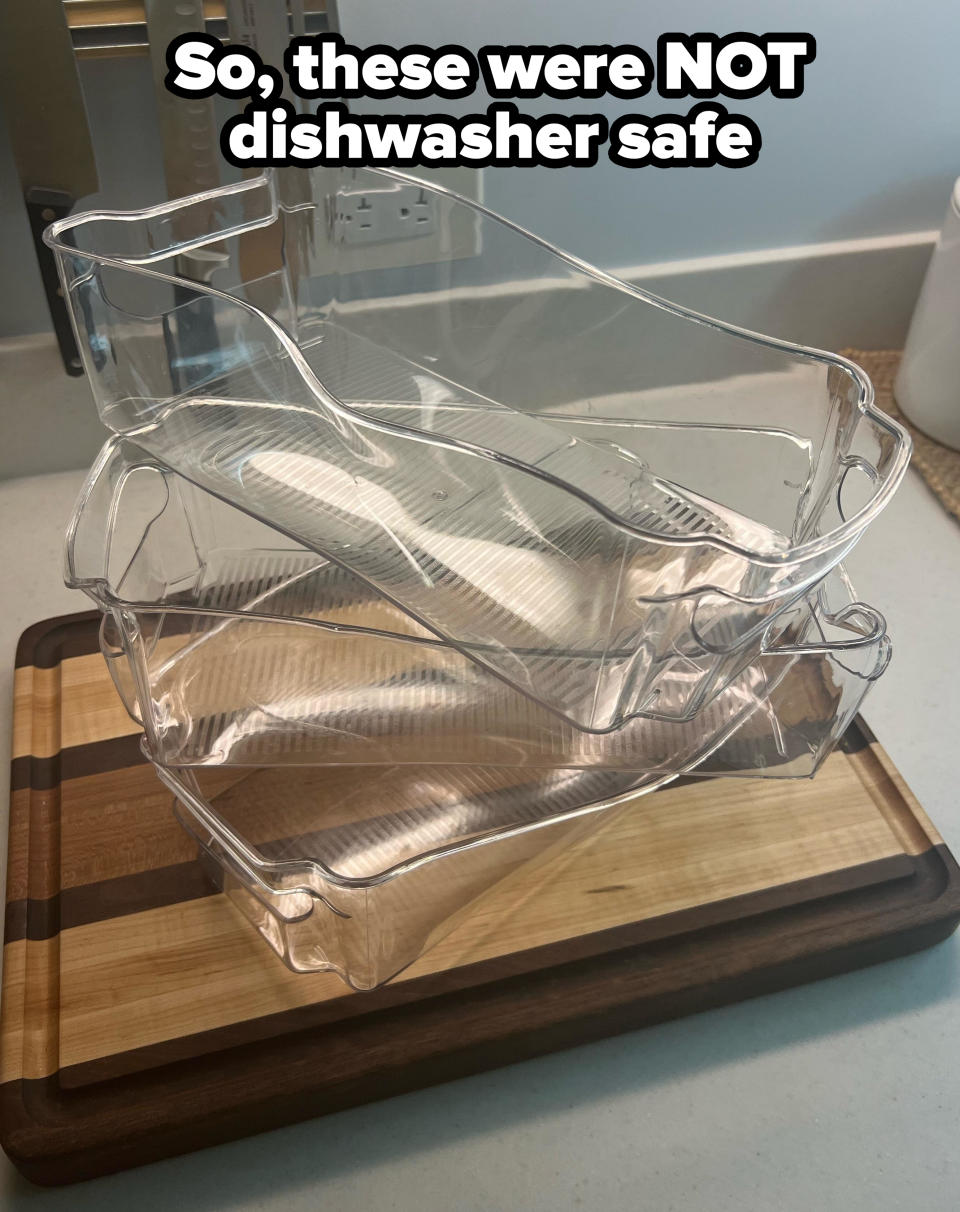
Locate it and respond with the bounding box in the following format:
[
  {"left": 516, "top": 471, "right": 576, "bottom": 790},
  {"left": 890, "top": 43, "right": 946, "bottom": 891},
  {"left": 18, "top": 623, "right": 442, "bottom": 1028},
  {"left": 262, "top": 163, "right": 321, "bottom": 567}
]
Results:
[
  {"left": 337, "top": 181, "right": 437, "bottom": 245},
  {"left": 331, "top": 167, "right": 483, "bottom": 270}
]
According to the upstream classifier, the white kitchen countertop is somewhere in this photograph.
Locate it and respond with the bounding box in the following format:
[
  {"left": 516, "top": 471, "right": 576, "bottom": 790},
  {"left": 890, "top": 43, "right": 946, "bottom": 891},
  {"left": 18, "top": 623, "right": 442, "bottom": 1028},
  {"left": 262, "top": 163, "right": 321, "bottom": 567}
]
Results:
[{"left": 0, "top": 463, "right": 958, "bottom": 1210}]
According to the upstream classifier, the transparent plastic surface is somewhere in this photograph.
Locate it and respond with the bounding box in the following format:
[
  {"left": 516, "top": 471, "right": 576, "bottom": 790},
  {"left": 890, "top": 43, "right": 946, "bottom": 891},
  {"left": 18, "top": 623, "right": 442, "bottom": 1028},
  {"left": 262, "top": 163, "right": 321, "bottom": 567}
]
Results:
[
  {"left": 160, "top": 575, "right": 889, "bottom": 993},
  {"left": 48, "top": 168, "right": 909, "bottom": 731},
  {"left": 164, "top": 764, "right": 666, "bottom": 990},
  {"left": 68, "top": 438, "right": 889, "bottom": 773}
]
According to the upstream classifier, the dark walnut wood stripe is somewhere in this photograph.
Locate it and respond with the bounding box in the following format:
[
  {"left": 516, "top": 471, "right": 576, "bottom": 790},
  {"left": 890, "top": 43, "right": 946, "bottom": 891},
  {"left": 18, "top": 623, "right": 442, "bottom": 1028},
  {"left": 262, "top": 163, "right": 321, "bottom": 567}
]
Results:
[
  {"left": 10, "top": 740, "right": 146, "bottom": 795},
  {"left": 9, "top": 755, "right": 57, "bottom": 795},
  {"left": 5, "top": 858, "right": 213, "bottom": 943},
  {"left": 14, "top": 612, "right": 102, "bottom": 669},
  {"left": 838, "top": 723, "right": 872, "bottom": 754}
]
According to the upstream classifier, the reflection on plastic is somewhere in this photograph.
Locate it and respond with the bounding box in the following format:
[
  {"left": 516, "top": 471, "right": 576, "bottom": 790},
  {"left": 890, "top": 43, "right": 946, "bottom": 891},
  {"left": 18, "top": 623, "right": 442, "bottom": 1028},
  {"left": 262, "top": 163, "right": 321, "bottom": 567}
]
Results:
[
  {"left": 48, "top": 166, "right": 909, "bottom": 729},
  {"left": 69, "top": 436, "right": 888, "bottom": 776}
]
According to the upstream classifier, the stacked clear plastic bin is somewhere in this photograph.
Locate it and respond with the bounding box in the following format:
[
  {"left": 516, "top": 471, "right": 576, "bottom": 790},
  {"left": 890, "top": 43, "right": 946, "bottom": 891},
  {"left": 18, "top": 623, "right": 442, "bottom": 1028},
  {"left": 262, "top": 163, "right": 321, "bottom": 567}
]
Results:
[{"left": 51, "top": 167, "right": 910, "bottom": 990}]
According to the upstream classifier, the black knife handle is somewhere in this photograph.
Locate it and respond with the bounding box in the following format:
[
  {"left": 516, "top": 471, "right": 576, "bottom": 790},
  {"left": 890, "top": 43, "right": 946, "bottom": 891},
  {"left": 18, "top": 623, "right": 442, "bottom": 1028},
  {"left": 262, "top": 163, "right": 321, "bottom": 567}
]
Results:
[{"left": 25, "top": 187, "right": 84, "bottom": 377}]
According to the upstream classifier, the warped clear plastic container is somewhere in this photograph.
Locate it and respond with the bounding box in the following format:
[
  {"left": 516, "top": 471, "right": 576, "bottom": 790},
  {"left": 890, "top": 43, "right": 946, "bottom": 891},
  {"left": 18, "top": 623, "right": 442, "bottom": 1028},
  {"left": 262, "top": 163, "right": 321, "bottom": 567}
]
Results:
[
  {"left": 68, "top": 436, "right": 889, "bottom": 774},
  {"left": 47, "top": 167, "right": 909, "bottom": 731},
  {"left": 165, "top": 765, "right": 668, "bottom": 990},
  {"left": 158, "top": 576, "right": 888, "bottom": 992}
]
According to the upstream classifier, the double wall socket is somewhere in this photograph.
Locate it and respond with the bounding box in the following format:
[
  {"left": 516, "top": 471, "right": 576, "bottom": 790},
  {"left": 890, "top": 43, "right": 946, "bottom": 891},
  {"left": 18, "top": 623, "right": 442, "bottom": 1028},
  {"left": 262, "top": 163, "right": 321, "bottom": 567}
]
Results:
[
  {"left": 331, "top": 167, "right": 483, "bottom": 269},
  {"left": 337, "top": 180, "right": 436, "bottom": 245}
]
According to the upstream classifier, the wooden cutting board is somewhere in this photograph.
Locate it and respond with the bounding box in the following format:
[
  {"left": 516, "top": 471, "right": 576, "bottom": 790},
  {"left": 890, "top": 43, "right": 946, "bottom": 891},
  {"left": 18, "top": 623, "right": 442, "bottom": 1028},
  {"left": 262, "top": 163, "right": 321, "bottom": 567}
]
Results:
[{"left": 3, "top": 612, "right": 959, "bottom": 1186}]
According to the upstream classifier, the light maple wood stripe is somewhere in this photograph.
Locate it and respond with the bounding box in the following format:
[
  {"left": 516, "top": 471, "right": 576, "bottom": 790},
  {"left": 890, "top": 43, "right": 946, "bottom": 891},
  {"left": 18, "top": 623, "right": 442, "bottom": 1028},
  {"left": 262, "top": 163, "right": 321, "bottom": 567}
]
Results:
[
  {"left": 42, "top": 774, "right": 906, "bottom": 1077},
  {"left": 0, "top": 938, "right": 59, "bottom": 1084},
  {"left": 847, "top": 743, "right": 944, "bottom": 852},
  {"left": 0, "top": 941, "right": 28, "bottom": 1084},
  {"left": 59, "top": 654, "right": 141, "bottom": 751},
  {"left": 10, "top": 666, "right": 33, "bottom": 761},
  {"left": 11, "top": 667, "right": 63, "bottom": 761},
  {"left": 58, "top": 766, "right": 197, "bottom": 891},
  {"left": 13, "top": 657, "right": 137, "bottom": 760}
]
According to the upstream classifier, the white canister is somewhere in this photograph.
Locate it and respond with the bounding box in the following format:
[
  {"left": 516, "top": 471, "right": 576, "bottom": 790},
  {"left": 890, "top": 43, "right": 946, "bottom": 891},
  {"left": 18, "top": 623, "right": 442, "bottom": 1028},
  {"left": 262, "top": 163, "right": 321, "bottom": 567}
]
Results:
[{"left": 895, "top": 178, "right": 960, "bottom": 450}]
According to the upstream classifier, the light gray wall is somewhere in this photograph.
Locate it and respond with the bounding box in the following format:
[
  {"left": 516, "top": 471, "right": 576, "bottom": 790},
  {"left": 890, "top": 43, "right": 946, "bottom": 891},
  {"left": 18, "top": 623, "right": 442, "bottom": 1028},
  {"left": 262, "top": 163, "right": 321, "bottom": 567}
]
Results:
[
  {"left": 0, "top": 56, "right": 239, "bottom": 338},
  {"left": 0, "top": 1, "right": 954, "bottom": 480},
  {"left": 2, "top": 1, "right": 956, "bottom": 340},
  {"left": 0, "top": 57, "right": 164, "bottom": 338},
  {"left": 340, "top": 0, "right": 960, "bottom": 266}
]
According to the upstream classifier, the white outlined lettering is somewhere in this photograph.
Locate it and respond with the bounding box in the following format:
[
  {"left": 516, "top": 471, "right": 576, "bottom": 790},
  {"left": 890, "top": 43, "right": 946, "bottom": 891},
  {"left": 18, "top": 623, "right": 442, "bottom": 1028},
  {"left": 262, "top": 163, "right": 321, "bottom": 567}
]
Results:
[
  {"left": 609, "top": 103, "right": 760, "bottom": 167},
  {"left": 222, "top": 102, "right": 609, "bottom": 169},
  {"left": 657, "top": 33, "right": 816, "bottom": 99},
  {"left": 166, "top": 32, "right": 815, "bottom": 171}
]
